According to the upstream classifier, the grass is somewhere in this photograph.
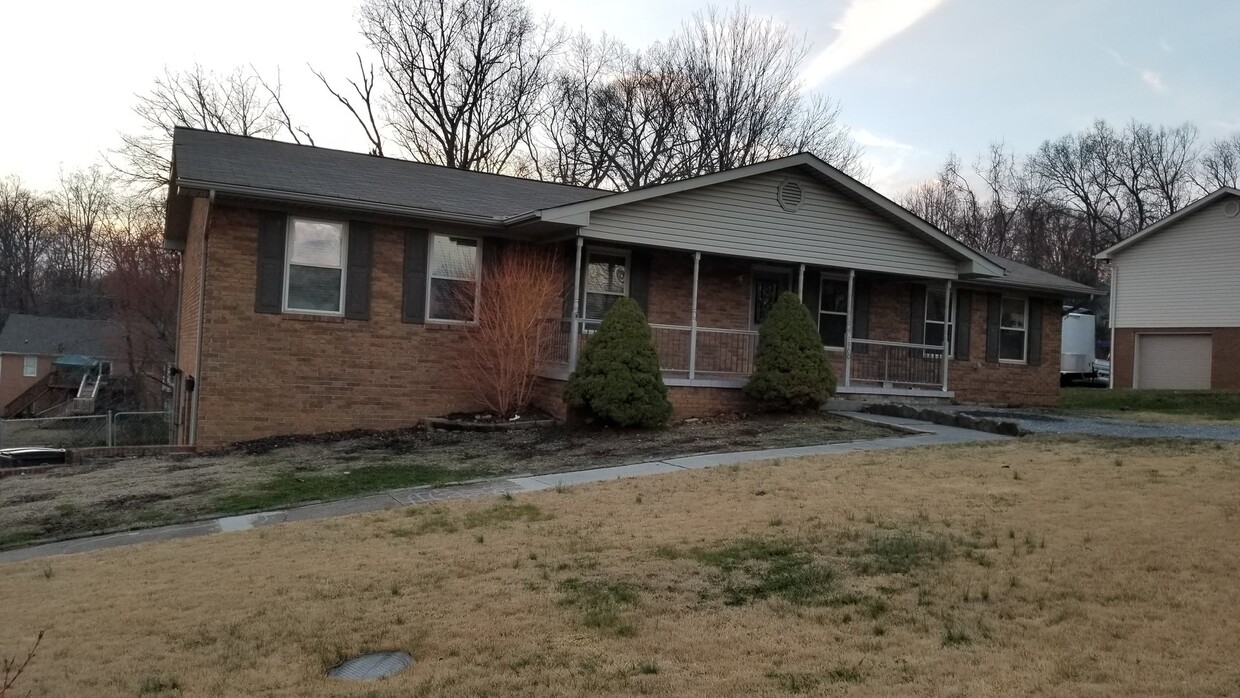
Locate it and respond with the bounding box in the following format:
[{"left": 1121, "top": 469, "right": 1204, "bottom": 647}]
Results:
[
  {"left": 2, "top": 436, "right": 1239, "bottom": 696},
  {"left": 1060, "top": 387, "right": 1240, "bottom": 421},
  {"left": 212, "top": 464, "right": 494, "bottom": 513}
]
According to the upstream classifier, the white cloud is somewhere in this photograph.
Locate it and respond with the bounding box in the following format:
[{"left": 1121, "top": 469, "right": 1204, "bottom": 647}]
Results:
[
  {"left": 801, "top": 0, "right": 946, "bottom": 88},
  {"left": 853, "top": 128, "right": 914, "bottom": 151},
  {"left": 1140, "top": 69, "right": 1167, "bottom": 93}
]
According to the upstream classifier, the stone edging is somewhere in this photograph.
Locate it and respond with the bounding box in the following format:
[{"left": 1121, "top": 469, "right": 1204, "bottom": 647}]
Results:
[{"left": 861, "top": 403, "right": 1026, "bottom": 437}]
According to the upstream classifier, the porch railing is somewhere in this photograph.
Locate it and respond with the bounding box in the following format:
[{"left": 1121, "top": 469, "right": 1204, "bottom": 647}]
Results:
[
  {"left": 541, "top": 318, "right": 759, "bottom": 379},
  {"left": 847, "top": 339, "right": 945, "bottom": 390}
]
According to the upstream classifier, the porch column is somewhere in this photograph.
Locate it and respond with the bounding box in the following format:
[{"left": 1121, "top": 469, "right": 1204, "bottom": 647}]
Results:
[
  {"left": 688, "top": 251, "right": 701, "bottom": 381},
  {"left": 797, "top": 263, "right": 805, "bottom": 300},
  {"left": 843, "top": 269, "right": 855, "bottom": 388},
  {"left": 941, "top": 280, "right": 952, "bottom": 392},
  {"left": 568, "top": 236, "right": 584, "bottom": 371}
]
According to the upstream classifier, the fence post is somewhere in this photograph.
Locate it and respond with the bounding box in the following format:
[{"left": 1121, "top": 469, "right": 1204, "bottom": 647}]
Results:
[{"left": 106, "top": 410, "right": 114, "bottom": 447}]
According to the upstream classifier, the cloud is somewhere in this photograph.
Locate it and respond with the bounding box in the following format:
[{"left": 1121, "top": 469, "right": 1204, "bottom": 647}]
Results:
[
  {"left": 853, "top": 128, "right": 914, "bottom": 151},
  {"left": 1140, "top": 70, "right": 1167, "bottom": 93},
  {"left": 801, "top": 0, "right": 946, "bottom": 88}
]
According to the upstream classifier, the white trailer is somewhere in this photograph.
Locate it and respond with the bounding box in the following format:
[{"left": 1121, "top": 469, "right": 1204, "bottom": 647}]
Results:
[{"left": 1060, "top": 311, "right": 1106, "bottom": 386}]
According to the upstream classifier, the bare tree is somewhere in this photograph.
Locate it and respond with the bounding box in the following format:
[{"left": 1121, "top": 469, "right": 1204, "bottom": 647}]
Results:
[
  {"left": 0, "top": 177, "right": 53, "bottom": 315},
  {"left": 112, "top": 64, "right": 292, "bottom": 191},
  {"left": 43, "top": 167, "right": 116, "bottom": 316},
  {"left": 253, "top": 68, "right": 316, "bottom": 147},
  {"left": 311, "top": 55, "right": 386, "bottom": 156},
  {"left": 1197, "top": 133, "right": 1240, "bottom": 191},
  {"left": 358, "top": 0, "right": 563, "bottom": 172}
]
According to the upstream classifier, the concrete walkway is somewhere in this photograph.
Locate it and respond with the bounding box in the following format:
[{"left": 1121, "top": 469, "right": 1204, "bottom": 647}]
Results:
[{"left": 0, "top": 413, "right": 1005, "bottom": 564}]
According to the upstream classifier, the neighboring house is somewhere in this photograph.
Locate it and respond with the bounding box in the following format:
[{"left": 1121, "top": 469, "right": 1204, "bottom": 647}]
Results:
[
  {"left": 0, "top": 314, "right": 126, "bottom": 416},
  {"left": 1097, "top": 187, "right": 1240, "bottom": 390},
  {"left": 165, "top": 128, "right": 1096, "bottom": 447}
]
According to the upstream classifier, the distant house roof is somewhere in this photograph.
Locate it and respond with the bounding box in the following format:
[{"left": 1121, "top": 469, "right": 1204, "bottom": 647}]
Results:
[
  {"left": 975, "top": 252, "right": 1099, "bottom": 297},
  {"left": 166, "top": 128, "right": 610, "bottom": 240},
  {"left": 0, "top": 315, "right": 126, "bottom": 358}
]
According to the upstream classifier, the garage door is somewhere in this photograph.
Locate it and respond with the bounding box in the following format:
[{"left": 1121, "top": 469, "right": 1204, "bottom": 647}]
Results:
[{"left": 1136, "top": 334, "right": 1212, "bottom": 389}]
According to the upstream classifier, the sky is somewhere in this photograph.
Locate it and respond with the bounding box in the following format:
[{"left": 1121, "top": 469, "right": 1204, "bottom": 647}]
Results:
[{"left": 2, "top": 0, "right": 1238, "bottom": 197}]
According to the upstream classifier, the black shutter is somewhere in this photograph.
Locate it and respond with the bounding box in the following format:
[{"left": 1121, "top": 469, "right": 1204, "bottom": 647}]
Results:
[
  {"left": 909, "top": 284, "right": 927, "bottom": 345},
  {"left": 254, "top": 211, "right": 287, "bottom": 314},
  {"left": 402, "top": 229, "right": 429, "bottom": 323},
  {"left": 954, "top": 290, "right": 972, "bottom": 360},
  {"left": 985, "top": 293, "right": 1002, "bottom": 363},
  {"left": 629, "top": 249, "right": 651, "bottom": 314},
  {"left": 802, "top": 268, "right": 821, "bottom": 323},
  {"left": 1027, "top": 298, "right": 1043, "bottom": 366},
  {"left": 344, "top": 221, "right": 374, "bottom": 320}
]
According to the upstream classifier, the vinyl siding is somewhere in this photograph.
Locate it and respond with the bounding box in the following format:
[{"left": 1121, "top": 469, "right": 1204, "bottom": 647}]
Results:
[
  {"left": 1113, "top": 197, "right": 1240, "bottom": 328},
  {"left": 581, "top": 172, "right": 959, "bottom": 279}
]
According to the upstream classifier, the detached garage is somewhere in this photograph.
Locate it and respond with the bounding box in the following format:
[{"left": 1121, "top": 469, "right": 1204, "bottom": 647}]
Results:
[
  {"left": 1135, "top": 334, "right": 1212, "bottom": 389},
  {"left": 1098, "top": 186, "right": 1240, "bottom": 391}
]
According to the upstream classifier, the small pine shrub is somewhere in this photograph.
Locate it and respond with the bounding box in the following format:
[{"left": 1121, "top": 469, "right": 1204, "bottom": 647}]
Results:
[
  {"left": 563, "top": 297, "right": 672, "bottom": 428},
  {"left": 744, "top": 291, "right": 835, "bottom": 411}
]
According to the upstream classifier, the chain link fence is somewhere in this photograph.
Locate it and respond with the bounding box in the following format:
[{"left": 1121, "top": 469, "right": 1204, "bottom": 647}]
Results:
[{"left": 0, "top": 411, "right": 172, "bottom": 449}]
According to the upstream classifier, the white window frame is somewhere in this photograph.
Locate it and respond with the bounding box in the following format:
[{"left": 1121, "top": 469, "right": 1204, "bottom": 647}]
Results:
[
  {"left": 924, "top": 286, "right": 956, "bottom": 358},
  {"left": 23, "top": 355, "right": 38, "bottom": 377},
  {"left": 582, "top": 247, "right": 631, "bottom": 324},
  {"left": 998, "top": 296, "right": 1029, "bottom": 364},
  {"left": 282, "top": 217, "right": 348, "bottom": 316},
  {"left": 817, "top": 272, "right": 851, "bottom": 350},
  {"left": 426, "top": 233, "right": 483, "bottom": 324},
  {"left": 749, "top": 265, "right": 793, "bottom": 329}
]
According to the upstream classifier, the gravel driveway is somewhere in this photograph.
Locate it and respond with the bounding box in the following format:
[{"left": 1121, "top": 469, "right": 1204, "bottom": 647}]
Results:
[{"left": 944, "top": 407, "right": 1240, "bottom": 441}]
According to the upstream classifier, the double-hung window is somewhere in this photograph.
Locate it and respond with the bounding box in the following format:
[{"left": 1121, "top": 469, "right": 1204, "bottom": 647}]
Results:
[
  {"left": 999, "top": 297, "right": 1028, "bottom": 362},
  {"left": 285, "top": 218, "right": 347, "bottom": 314},
  {"left": 23, "top": 355, "right": 37, "bottom": 377},
  {"left": 427, "top": 234, "right": 481, "bottom": 322},
  {"left": 925, "top": 287, "right": 954, "bottom": 356},
  {"left": 818, "top": 275, "right": 850, "bottom": 348},
  {"left": 584, "top": 249, "right": 628, "bottom": 322}
]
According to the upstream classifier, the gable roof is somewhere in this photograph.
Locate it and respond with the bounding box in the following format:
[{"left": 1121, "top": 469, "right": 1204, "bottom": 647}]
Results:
[
  {"left": 0, "top": 314, "right": 126, "bottom": 358},
  {"left": 531, "top": 153, "right": 1005, "bottom": 278},
  {"left": 974, "top": 252, "right": 1098, "bottom": 296},
  {"left": 168, "top": 128, "right": 609, "bottom": 228},
  {"left": 1096, "top": 187, "right": 1240, "bottom": 260}
]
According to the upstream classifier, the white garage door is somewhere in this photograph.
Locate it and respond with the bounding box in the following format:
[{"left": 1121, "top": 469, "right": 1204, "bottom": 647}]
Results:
[{"left": 1136, "top": 334, "right": 1212, "bottom": 389}]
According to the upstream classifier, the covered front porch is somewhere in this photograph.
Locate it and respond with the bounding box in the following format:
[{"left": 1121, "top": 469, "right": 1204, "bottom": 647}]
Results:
[{"left": 541, "top": 242, "right": 956, "bottom": 399}]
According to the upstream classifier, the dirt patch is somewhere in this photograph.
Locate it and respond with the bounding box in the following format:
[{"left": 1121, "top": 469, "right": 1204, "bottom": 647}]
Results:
[
  {"left": 0, "top": 413, "right": 891, "bottom": 547},
  {"left": 1, "top": 437, "right": 1238, "bottom": 696}
]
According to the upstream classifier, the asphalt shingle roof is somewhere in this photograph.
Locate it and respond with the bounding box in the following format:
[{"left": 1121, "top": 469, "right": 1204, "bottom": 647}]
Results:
[
  {"left": 976, "top": 252, "right": 1099, "bottom": 296},
  {"left": 0, "top": 315, "right": 126, "bottom": 358},
  {"left": 172, "top": 128, "right": 609, "bottom": 220}
]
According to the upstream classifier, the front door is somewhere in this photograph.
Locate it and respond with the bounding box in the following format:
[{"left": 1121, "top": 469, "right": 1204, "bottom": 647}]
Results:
[{"left": 751, "top": 269, "right": 792, "bottom": 327}]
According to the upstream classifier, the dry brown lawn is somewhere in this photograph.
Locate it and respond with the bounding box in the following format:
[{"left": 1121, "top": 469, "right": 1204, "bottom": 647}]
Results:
[{"left": 1, "top": 436, "right": 1238, "bottom": 697}]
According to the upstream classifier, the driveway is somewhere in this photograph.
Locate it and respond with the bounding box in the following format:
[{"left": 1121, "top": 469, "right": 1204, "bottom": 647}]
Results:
[{"left": 943, "top": 406, "right": 1240, "bottom": 441}]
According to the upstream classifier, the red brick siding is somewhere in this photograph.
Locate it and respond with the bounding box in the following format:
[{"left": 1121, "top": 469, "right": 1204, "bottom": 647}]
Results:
[
  {"left": 1112, "top": 327, "right": 1240, "bottom": 390},
  {"left": 949, "top": 291, "right": 1061, "bottom": 406},
  {"left": 0, "top": 354, "right": 53, "bottom": 410}
]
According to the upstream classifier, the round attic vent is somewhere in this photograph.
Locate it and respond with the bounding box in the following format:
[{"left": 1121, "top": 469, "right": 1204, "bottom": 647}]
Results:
[
  {"left": 777, "top": 179, "right": 804, "bottom": 213},
  {"left": 1224, "top": 200, "right": 1240, "bottom": 218}
]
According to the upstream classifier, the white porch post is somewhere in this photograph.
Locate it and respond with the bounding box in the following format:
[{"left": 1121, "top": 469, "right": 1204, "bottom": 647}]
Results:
[
  {"left": 941, "top": 280, "right": 952, "bottom": 392},
  {"left": 688, "top": 251, "right": 701, "bottom": 381},
  {"left": 843, "top": 269, "right": 855, "bottom": 388},
  {"left": 797, "top": 263, "right": 805, "bottom": 300},
  {"left": 568, "top": 237, "right": 584, "bottom": 371}
]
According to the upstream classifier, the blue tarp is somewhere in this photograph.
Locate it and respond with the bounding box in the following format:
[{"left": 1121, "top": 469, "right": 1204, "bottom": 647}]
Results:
[{"left": 52, "top": 354, "right": 100, "bottom": 368}]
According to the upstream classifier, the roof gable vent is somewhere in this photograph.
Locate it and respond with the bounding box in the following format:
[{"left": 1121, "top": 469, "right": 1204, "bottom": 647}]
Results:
[
  {"left": 777, "top": 179, "right": 804, "bottom": 213},
  {"left": 1224, "top": 200, "right": 1240, "bottom": 218}
]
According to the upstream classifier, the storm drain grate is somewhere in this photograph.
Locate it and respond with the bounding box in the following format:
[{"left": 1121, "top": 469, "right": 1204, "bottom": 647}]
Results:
[{"left": 327, "top": 651, "right": 413, "bottom": 680}]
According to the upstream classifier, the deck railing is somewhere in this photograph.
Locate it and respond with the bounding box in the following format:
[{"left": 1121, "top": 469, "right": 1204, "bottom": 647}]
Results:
[
  {"left": 542, "top": 319, "right": 760, "bottom": 378},
  {"left": 847, "top": 339, "right": 945, "bottom": 389}
]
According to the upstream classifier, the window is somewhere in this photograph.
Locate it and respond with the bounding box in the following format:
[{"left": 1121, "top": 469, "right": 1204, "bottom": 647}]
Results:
[
  {"left": 23, "top": 355, "right": 37, "bottom": 377},
  {"left": 818, "top": 275, "right": 850, "bottom": 347},
  {"left": 999, "top": 297, "right": 1028, "bottom": 362},
  {"left": 751, "top": 269, "right": 791, "bottom": 326},
  {"left": 285, "top": 218, "right": 347, "bottom": 314},
  {"left": 584, "top": 249, "right": 628, "bottom": 321},
  {"left": 427, "top": 234, "right": 481, "bottom": 322},
  {"left": 924, "top": 287, "right": 954, "bottom": 355}
]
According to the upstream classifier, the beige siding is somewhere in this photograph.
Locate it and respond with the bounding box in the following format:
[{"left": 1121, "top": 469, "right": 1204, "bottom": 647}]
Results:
[
  {"left": 1113, "top": 197, "right": 1240, "bottom": 328},
  {"left": 581, "top": 172, "right": 959, "bottom": 279}
]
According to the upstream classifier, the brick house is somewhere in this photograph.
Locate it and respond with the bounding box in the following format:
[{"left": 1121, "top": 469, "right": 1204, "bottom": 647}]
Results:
[
  {"left": 1098, "top": 186, "right": 1240, "bottom": 389},
  {"left": 165, "top": 129, "right": 1095, "bottom": 447},
  {"left": 0, "top": 314, "right": 126, "bottom": 417}
]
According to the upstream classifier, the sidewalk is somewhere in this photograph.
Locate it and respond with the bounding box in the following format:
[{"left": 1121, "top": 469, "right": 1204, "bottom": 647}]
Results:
[{"left": 0, "top": 413, "right": 1006, "bottom": 564}]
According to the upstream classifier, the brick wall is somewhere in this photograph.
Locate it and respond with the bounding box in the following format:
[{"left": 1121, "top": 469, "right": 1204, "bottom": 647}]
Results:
[
  {"left": 188, "top": 205, "right": 489, "bottom": 447},
  {"left": 531, "top": 375, "right": 762, "bottom": 423},
  {"left": 1112, "top": 327, "right": 1240, "bottom": 390},
  {"left": 949, "top": 291, "right": 1061, "bottom": 406},
  {"left": 647, "top": 253, "right": 753, "bottom": 330},
  {"left": 0, "top": 354, "right": 52, "bottom": 410}
]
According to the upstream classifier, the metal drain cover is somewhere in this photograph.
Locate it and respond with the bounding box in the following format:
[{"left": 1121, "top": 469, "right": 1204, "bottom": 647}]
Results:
[{"left": 327, "top": 651, "right": 413, "bottom": 680}]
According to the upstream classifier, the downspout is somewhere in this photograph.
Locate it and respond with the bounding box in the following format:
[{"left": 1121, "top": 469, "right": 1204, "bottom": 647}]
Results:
[
  {"left": 1107, "top": 265, "right": 1117, "bottom": 390},
  {"left": 188, "top": 189, "right": 214, "bottom": 446}
]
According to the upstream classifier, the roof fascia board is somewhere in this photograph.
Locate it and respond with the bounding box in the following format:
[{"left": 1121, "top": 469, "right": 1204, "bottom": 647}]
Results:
[
  {"left": 535, "top": 154, "right": 1005, "bottom": 278},
  {"left": 1096, "top": 187, "right": 1240, "bottom": 259}
]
